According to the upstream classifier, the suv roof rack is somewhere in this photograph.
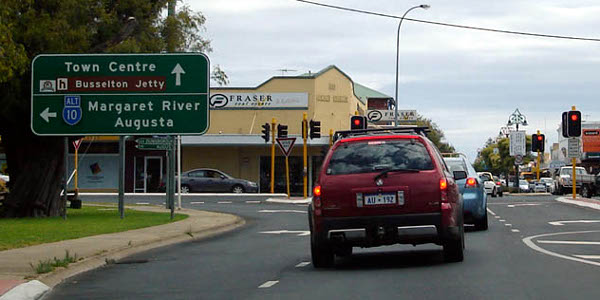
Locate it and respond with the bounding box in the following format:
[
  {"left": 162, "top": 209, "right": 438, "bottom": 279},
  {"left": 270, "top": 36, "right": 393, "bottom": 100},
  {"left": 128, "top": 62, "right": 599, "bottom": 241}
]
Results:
[
  {"left": 334, "top": 126, "right": 431, "bottom": 142},
  {"left": 441, "top": 152, "right": 468, "bottom": 158}
]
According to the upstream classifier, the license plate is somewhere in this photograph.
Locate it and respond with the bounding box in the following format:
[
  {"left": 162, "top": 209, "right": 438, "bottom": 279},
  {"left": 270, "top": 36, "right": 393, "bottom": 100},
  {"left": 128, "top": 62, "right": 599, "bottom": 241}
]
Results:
[{"left": 364, "top": 193, "right": 397, "bottom": 205}]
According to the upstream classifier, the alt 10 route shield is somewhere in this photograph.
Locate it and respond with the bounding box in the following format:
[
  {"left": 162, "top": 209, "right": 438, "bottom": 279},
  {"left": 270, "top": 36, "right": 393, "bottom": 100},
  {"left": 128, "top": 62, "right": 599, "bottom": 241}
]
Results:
[{"left": 31, "top": 53, "right": 209, "bottom": 136}]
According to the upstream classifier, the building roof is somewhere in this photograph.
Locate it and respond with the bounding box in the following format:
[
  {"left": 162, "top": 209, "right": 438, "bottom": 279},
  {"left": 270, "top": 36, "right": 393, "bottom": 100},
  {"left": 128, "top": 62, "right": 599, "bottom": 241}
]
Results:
[
  {"left": 212, "top": 65, "right": 384, "bottom": 105},
  {"left": 353, "top": 82, "right": 393, "bottom": 104}
]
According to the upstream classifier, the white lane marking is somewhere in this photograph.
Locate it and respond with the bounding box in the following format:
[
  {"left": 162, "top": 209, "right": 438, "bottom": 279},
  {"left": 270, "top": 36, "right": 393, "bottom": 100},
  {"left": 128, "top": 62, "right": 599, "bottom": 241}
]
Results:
[
  {"left": 508, "top": 203, "right": 542, "bottom": 208},
  {"left": 538, "top": 240, "right": 600, "bottom": 245},
  {"left": 512, "top": 229, "right": 520, "bottom": 232},
  {"left": 190, "top": 201, "right": 204, "bottom": 204},
  {"left": 295, "top": 262, "right": 311, "bottom": 268},
  {"left": 523, "top": 231, "right": 600, "bottom": 267},
  {"left": 494, "top": 216, "right": 501, "bottom": 219},
  {"left": 505, "top": 224, "right": 512, "bottom": 227},
  {"left": 260, "top": 230, "right": 310, "bottom": 236},
  {"left": 246, "top": 201, "right": 261, "bottom": 204},
  {"left": 499, "top": 219, "right": 506, "bottom": 222},
  {"left": 486, "top": 208, "right": 497, "bottom": 216},
  {"left": 259, "top": 210, "right": 307, "bottom": 214},
  {"left": 218, "top": 201, "right": 232, "bottom": 204},
  {"left": 258, "top": 281, "right": 279, "bottom": 288},
  {"left": 135, "top": 202, "right": 150, "bottom": 205},
  {"left": 574, "top": 255, "right": 600, "bottom": 259},
  {"left": 548, "top": 220, "right": 600, "bottom": 226}
]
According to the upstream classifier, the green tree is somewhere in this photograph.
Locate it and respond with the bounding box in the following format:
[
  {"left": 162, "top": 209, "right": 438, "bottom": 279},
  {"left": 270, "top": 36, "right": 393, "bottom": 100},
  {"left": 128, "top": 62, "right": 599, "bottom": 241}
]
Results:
[
  {"left": 416, "top": 116, "right": 455, "bottom": 153},
  {"left": 474, "top": 135, "right": 533, "bottom": 182},
  {"left": 0, "top": 0, "right": 226, "bottom": 217}
]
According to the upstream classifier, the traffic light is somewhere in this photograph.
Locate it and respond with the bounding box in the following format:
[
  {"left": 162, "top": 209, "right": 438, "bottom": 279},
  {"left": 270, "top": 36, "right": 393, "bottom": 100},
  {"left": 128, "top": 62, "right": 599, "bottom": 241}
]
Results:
[
  {"left": 261, "top": 123, "right": 270, "bottom": 142},
  {"left": 309, "top": 120, "right": 321, "bottom": 139},
  {"left": 561, "top": 112, "right": 569, "bottom": 138},
  {"left": 567, "top": 110, "right": 581, "bottom": 137},
  {"left": 350, "top": 116, "right": 367, "bottom": 130},
  {"left": 531, "top": 134, "right": 545, "bottom": 152},
  {"left": 277, "top": 124, "right": 288, "bottom": 138}
]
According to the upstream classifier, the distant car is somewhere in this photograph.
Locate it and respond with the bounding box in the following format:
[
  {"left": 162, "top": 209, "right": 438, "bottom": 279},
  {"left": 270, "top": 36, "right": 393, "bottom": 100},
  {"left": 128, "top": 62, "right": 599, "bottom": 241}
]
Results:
[
  {"left": 533, "top": 181, "right": 548, "bottom": 193},
  {"left": 519, "top": 180, "right": 530, "bottom": 193},
  {"left": 444, "top": 155, "right": 488, "bottom": 230},
  {"left": 167, "top": 168, "right": 258, "bottom": 193},
  {"left": 477, "top": 172, "right": 499, "bottom": 197},
  {"left": 493, "top": 176, "right": 504, "bottom": 197},
  {"left": 540, "top": 177, "right": 553, "bottom": 192}
]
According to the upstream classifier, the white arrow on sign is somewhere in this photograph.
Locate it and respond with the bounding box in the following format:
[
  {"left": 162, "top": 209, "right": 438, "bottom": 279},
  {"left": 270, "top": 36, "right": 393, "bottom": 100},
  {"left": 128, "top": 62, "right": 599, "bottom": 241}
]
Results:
[
  {"left": 548, "top": 220, "right": 600, "bottom": 226},
  {"left": 171, "top": 63, "right": 186, "bottom": 86},
  {"left": 260, "top": 230, "right": 310, "bottom": 236},
  {"left": 40, "top": 107, "right": 57, "bottom": 123}
]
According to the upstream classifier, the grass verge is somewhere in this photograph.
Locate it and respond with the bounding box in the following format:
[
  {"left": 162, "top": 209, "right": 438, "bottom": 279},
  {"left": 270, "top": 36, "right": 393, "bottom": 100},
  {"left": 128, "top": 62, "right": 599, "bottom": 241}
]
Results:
[{"left": 0, "top": 206, "right": 187, "bottom": 251}]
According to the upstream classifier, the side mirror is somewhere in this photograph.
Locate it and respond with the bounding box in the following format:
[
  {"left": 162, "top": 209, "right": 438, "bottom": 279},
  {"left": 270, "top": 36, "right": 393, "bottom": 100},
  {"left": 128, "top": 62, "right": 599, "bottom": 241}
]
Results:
[
  {"left": 220, "top": 175, "right": 226, "bottom": 180},
  {"left": 453, "top": 171, "right": 467, "bottom": 181}
]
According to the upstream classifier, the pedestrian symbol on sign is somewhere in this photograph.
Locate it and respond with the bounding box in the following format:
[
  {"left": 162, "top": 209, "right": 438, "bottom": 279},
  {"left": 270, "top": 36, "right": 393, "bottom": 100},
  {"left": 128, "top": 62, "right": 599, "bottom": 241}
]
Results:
[{"left": 63, "top": 95, "right": 82, "bottom": 126}]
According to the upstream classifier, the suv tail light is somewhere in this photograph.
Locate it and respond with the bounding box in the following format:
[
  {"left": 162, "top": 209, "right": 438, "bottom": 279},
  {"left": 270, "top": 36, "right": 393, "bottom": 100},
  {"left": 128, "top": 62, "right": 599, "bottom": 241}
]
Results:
[
  {"left": 440, "top": 179, "right": 448, "bottom": 203},
  {"left": 465, "top": 177, "right": 478, "bottom": 188},
  {"left": 313, "top": 185, "right": 322, "bottom": 216}
]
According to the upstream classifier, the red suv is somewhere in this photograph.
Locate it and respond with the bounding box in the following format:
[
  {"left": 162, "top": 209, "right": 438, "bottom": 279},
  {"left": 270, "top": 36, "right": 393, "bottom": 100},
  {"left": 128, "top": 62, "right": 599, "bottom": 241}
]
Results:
[{"left": 308, "top": 127, "right": 465, "bottom": 267}]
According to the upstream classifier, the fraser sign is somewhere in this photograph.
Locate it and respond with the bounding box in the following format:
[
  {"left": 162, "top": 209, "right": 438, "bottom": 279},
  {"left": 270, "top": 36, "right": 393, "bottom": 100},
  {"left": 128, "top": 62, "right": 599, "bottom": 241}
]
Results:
[{"left": 31, "top": 53, "right": 209, "bottom": 136}]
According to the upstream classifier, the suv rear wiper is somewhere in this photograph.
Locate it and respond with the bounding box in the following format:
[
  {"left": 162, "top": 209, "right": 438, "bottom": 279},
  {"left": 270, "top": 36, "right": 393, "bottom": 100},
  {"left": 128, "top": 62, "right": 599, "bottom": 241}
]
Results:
[{"left": 374, "top": 168, "right": 420, "bottom": 181}]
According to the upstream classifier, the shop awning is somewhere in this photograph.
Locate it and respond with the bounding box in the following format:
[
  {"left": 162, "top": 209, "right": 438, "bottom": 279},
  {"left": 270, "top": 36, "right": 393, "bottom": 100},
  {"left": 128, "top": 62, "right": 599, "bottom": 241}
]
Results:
[{"left": 182, "top": 134, "right": 330, "bottom": 146}]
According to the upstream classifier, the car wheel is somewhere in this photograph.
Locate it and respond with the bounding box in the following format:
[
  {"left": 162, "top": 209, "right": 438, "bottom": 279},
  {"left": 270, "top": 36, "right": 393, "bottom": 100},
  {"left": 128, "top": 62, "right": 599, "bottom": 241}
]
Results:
[
  {"left": 443, "top": 226, "right": 464, "bottom": 262},
  {"left": 581, "top": 185, "right": 592, "bottom": 198},
  {"left": 311, "top": 234, "right": 334, "bottom": 268},
  {"left": 231, "top": 185, "right": 244, "bottom": 194},
  {"left": 474, "top": 210, "right": 488, "bottom": 231},
  {"left": 498, "top": 190, "right": 503, "bottom": 197},
  {"left": 491, "top": 188, "right": 497, "bottom": 198},
  {"left": 180, "top": 185, "right": 190, "bottom": 194}
]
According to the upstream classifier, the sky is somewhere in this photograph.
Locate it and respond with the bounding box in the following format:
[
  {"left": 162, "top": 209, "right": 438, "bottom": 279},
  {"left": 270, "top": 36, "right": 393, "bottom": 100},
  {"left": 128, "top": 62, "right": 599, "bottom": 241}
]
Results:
[{"left": 188, "top": 0, "right": 600, "bottom": 162}]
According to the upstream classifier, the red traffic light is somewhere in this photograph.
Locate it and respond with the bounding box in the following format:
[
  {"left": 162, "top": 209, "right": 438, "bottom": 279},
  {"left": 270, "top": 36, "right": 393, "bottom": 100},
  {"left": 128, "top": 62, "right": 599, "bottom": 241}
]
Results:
[
  {"left": 571, "top": 114, "right": 578, "bottom": 121},
  {"left": 537, "top": 136, "right": 542, "bottom": 141},
  {"left": 353, "top": 119, "right": 361, "bottom": 126}
]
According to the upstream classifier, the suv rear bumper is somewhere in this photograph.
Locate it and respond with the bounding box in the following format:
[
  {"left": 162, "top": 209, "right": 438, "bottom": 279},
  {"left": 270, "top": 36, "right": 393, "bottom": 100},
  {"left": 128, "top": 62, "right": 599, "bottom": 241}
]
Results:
[{"left": 312, "top": 212, "right": 459, "bottom": 248}]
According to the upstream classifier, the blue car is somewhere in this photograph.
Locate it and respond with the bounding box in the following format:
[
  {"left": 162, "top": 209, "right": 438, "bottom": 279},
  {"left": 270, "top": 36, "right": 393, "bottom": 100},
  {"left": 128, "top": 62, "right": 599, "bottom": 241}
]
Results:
[{"left": 444, "top": 155, "right": 488, "bottom": 230}]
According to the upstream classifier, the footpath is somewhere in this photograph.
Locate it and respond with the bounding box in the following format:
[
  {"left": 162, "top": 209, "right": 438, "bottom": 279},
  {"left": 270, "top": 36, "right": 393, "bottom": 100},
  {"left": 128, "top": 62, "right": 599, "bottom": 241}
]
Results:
[{"left": 0, "top": 205, "right": 244, "bottom": 300}]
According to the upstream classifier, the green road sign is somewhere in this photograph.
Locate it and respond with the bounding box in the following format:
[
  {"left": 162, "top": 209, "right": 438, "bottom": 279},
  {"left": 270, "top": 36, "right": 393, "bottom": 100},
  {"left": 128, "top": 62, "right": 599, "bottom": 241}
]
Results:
[
  {"left": 136, "top": 143, "right": 173, "bottom": 150},
  {"left": 31, "top": 53, "right": 209, "bottom": 136}
]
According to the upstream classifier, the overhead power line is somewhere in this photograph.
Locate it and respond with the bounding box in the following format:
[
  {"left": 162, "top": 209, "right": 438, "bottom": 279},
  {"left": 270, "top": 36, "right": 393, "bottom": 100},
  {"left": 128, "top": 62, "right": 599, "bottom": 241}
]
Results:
[{"left": 296, "top": 0, "right": 600, "bottom": 42}]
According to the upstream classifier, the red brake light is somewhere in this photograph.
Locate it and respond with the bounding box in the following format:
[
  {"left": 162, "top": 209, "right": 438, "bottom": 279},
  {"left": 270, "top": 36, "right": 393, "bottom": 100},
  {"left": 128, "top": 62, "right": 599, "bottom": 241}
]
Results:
[
  {"left": 313, "top": 185, "right": 321, "bottom": 197},
  {"left": 466, "top": 177, "right": 477, "bottom": 187},
  {"left": 440, "top": 179, "right": 448, "bottom": 190}
]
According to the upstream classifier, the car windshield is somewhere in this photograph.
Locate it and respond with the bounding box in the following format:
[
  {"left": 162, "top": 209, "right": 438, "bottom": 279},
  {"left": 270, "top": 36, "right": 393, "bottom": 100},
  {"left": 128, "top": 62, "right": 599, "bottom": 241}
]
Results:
[
  {"left": 327, "top": 139, "right": 434, "bottom": 175},
  {"left": 519, "top": 180, "right": 528, "bottom": 185},
  {"left": 444, "top": 159, "right": 466, "bottom": 173},
  {"left": 479, "top": 173, "right": 493, "bottom": 181}
]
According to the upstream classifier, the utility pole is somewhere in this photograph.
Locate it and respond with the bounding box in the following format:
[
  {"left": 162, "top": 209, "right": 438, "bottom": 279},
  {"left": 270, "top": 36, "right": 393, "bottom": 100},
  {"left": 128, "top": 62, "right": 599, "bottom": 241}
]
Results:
[{"left": 302, "top": 113, "right": 308, "bottom": 198}]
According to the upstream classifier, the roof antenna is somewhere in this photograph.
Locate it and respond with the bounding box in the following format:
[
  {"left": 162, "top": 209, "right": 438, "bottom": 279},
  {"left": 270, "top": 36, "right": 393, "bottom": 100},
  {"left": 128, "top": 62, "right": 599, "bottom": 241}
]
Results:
[{"left": 276, "top": 69, "right": 297, "bottom": 76}]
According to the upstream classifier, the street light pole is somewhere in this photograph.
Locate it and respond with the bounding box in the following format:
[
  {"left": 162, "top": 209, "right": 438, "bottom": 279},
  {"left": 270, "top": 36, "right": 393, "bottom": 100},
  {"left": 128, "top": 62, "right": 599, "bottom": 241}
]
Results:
[
  {"left": 394, "top": 4, "right": 429, "bottom": 126},
  {"left": 507, "top": 109, "right": 528, "bottom": 188}
]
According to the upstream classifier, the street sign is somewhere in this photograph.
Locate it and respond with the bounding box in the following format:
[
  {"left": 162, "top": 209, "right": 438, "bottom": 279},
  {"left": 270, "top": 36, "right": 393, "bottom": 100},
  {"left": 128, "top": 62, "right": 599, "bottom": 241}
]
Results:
[
  {"left": 72, "top": 138, "right": 83, "bottom": 150},
  {"left": 136, "top": 138, "right": 171, "bottom": 145},
  {"left": 276, "top": 137, "right": 296, "bottom": 157},
  {"left": 136, "top": 143, "right": 172, "bottom": 150},
  {"left": 509, "top": 131, "right": 526, "bottom": 156},
  {"left": 582, "top": 129, "right": 600, "bottom": 153},
  {"left": 367, "top": 110, "right": 417, "bottom": 122},
  {"left": 31, "top": 53, "right": 209, "bottom": 136},
  {"left": 568, "top": 137, "right": 580, "bottom": 158},
  {"left": 515, "top": 154, "right": 523, "bottom": 165}
]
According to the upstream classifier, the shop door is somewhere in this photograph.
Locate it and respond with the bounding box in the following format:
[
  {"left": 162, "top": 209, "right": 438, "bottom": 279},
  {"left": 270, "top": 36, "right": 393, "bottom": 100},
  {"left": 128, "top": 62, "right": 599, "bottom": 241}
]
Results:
[{"left": 145, "top": 157, "right": 163, "bottom": 193}]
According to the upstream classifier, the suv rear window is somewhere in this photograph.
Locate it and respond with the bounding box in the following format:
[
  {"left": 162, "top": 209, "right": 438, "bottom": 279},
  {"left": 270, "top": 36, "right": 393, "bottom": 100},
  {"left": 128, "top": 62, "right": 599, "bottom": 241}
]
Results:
[{"left": 326, "top": 139, "right": 434, "bottom": 175}]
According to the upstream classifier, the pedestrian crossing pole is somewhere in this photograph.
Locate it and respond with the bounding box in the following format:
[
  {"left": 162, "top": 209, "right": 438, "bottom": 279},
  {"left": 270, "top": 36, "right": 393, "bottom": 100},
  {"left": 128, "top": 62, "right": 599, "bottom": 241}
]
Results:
[
  {"left": 270, "top": 118, "right": 276, "bottom": 194},
  {"left": 302, "top": 113, "right": 308, "bottom": 198}
]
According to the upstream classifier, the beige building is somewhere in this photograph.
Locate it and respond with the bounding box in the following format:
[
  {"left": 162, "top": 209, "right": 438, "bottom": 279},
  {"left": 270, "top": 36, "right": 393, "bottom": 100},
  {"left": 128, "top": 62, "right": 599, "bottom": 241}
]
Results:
[{"left": 182, "top": 65, "right": 384, "bottom": 195}]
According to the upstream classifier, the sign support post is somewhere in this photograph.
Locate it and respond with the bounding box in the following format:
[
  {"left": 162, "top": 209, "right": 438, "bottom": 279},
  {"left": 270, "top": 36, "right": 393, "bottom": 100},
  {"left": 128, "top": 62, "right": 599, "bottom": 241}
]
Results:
[
  {"left": 118, "top": 136, "right": 125, "bottom": 219},
  {"left": 169, "top": 135, "right": 175, "bottom": 219},
  {"left": 177, "top": 135, "right": 182, "bottom": 210},
  {"left": 302, "top": 113, "right": 308, "bottom": 198},
  {"left": 63, "top": 137, "right": 68, "bottom": 220},
  {"left": 270, "top": 118, "right": 276, "bottom": 194},
  {"left": 276, "top": 137, "right": 296, "bottom": 199},
  {"left": 285, "top": 156, "right": 291, "bottom": 198}
]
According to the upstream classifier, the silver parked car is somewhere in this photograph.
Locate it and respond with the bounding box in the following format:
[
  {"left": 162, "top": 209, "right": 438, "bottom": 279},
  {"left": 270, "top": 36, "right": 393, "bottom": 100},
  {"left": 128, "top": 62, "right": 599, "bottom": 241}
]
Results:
[{"left": 163, "top": 168, "right": 258, "bottom": 193}]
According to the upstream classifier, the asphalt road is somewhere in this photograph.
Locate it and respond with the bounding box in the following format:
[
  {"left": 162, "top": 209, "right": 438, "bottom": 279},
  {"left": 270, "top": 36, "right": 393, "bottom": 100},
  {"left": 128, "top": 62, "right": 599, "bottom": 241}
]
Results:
[{"left": 44, "top": 194, "right": 600, "bottom": 300}]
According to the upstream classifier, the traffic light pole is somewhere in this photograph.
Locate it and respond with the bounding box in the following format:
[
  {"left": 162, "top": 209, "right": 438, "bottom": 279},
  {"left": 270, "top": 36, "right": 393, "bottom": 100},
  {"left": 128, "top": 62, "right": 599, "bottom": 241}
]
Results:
[
  {"left": 270, "top": 118, "right": 276, "bottom": 194},
  {"left": 329, "top": 129, "right": 333, "bottom": 147},
  {"left": 536, "top": 130, "right": 541, "bottom": 181},
  {"left": 572, "top": 106, "right": 577, "bottom": 200},
  {"left": 302, "top": 113, "right": 308, "bottom": 198}
]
